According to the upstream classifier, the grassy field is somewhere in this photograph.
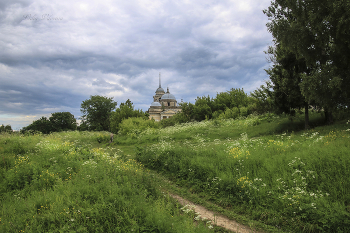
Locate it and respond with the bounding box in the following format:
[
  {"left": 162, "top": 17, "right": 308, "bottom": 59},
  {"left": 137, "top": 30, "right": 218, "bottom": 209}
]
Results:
[
  {"left": 131, "top": 113, "right": 350, "bottom": 232},
  {"left": 1, "top": 112, "right": 349, "bottom": 232},
  {"left": 0, "top": 131, "right": 214, "bottom": 233}
]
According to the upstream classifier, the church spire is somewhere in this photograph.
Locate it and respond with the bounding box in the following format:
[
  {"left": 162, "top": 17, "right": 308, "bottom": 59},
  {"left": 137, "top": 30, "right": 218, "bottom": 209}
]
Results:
[{"left": 159, "top": 72, "right": 161, "bottom": 88}]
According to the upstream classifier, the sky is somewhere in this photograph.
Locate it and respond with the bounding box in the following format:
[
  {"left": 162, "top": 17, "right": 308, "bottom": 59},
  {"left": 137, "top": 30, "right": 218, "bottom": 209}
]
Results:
[{"left": 0, "top": 0, "right": 273, "bottom": 130}]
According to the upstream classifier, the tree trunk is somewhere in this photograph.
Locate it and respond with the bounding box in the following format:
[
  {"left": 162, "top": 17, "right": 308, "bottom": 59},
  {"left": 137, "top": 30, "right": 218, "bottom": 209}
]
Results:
[
  {"left": 304, "top": 103, "right": 310, "bottom": 130},
  {"left": 325, "top": 109, "right": 334, "bottom": 125}
]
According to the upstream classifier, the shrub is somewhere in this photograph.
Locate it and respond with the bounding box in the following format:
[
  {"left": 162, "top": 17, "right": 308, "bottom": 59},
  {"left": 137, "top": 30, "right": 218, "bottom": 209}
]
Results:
[{"left": 119, "top": 117, "right": 159, "bottom": 135}]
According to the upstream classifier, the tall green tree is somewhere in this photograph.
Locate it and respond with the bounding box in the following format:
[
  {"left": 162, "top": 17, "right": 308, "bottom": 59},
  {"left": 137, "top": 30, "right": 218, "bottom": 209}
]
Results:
[
  {"left": 193, "top": 95, "right": 213, "bottom": 121},
  {"left": 178, "top": 102, "right": 195, "bottom": 121},
  {"left": 249, "top": 82, "right": 274, "bottom": 114},
  {"left": 264, "top": 0, "right": 350, "bottom": 124},
  {"left": 21, "top": 117, "right": 53, "bottom": 134},
  {"left": 49, "top": 112, "right": 77, "bottom": 132},
  {"left": 213, "top": 88, "right": 249, "bottom": 111},
  {"left": 265, "top": 44, "right": 311, "bottom": 128},
  {"left": 110, "top": 99, "right": 147, "bottom": 133},
  {"left": 0, "top": 124, "right": 12, "bottom": 133},
  {"left": 80, "top": 95, "right": 117, "bottom": 131}
]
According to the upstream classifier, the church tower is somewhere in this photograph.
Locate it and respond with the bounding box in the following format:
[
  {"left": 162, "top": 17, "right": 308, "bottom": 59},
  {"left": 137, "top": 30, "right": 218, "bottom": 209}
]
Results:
[
  {"left": 153, "top": 72, "right": 165, "bottom": 102},
  {"left": 148, "top": 73, "right": 181, "bottom": 121}
]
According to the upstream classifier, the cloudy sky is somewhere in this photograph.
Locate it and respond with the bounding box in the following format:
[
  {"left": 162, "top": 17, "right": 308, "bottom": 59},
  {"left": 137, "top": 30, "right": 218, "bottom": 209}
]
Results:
[{"left": 0, "top": 0, "right": 273, "bottom": 130}]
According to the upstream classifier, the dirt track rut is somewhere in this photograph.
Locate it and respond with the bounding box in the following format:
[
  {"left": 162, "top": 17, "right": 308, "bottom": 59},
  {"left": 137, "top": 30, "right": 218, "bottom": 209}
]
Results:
[{"left": 168, "top": 193, "right": 262, "bottom": 233}]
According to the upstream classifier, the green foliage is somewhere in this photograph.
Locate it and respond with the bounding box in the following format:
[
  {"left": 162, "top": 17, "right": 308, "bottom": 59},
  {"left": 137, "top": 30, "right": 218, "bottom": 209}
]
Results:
[
  {"left": 80, "top": 95, "right": 117, "bottom": 131},
  {"left": 265, "top": 44, "right": 308, "bottom": 114},
  {"left": 49, "top": 112, "right": 77, "bottom": 132},
  {"left": 217, "top": 107, "right": 240, "bottom": 120},
  {"left": 264, "top": 0, "right": 350, "bottom": 121},
  {"left": 118, "top": 117, "right": 159, "bottom": 136},
  {"left": 159, "top": 111, "right": 190, "bottom": 128},
  {"left": 21, "top": 112, "right": 77, "bottom": 134},
  {"left": 190, "top": 95, "right": 212, "bottom": 121},
  {"left": 0, "top": 124, "right": 12, "bottom": 133},
  {"left": 0, "top": 132, "right": 211, "bottom": 233},
  {"left": 177, "top": 102, "right": 194, "bottom": 122},
  {"left": 21, "top": 117, "right": 53, "bottom": 134},
  {"left": 110, "top": 99, "right": 147, "bottom": 133},
  {"left": 135, "top": 114, "right": 350, "bottom": 232},
  {"left": 178, "top": 88, "right": 254, "bottom": 123},
  {"left": 249, "top": 83, "right": 274, "bottom": 114}
]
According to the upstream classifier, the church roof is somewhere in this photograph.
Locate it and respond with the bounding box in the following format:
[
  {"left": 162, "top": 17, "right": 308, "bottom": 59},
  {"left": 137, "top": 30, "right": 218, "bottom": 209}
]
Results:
[
  {"left": 156, "top": 87, "right": 165, "bottom": 93},
  {"left": 161, "top": 93, "right": 176, "bottom": 100},
  {"left": 160, "top": 87, "right": 176, "bottom": 101},
  {"left": 151, "top": 101, "right": 162, "bottom": 107}
]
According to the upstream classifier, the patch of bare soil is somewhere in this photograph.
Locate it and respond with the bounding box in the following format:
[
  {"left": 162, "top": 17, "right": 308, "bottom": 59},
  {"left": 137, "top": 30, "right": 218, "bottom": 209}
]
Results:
[{"left": 168, "top": 193, "right": 262, "bottom": 233}]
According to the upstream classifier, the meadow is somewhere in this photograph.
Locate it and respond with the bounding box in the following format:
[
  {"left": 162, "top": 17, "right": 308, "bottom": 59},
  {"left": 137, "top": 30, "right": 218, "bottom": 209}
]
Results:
[
  {"left": 0, "top": 131, "right": 214, "bottom": 233},
  {"left": 1, "top": 112, "right": 349, "bottom": 232},
  {"left": 132, "top": 113, "right": 350, "bottom": 232}
]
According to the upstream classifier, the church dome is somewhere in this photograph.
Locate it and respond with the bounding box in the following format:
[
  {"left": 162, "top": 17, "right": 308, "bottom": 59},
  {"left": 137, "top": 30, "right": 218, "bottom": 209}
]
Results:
[
  {"left": 151, "top": 101, "right": 162, "bottom": 107},
  {"left": 156, "top": 87, "right": 165, "bottom": 93},
  {"left": 161, "top": 93, "right": 176, "bottom": 100},
  {"left": 160, "top": 87, "right": 176, "bottom": 101}
]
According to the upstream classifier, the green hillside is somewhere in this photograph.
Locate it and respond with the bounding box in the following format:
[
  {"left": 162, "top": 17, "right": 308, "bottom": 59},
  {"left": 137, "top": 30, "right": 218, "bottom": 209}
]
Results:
[
  {"left": 122, "top": 112, "right": 350, "bottom": 232},
  {"left": 1, "top": 112, "right": 349, "bottom": 232}
]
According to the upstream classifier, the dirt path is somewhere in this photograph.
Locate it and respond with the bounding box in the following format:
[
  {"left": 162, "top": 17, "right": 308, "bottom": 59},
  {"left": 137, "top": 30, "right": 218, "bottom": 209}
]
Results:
[{"left": 168, "top": 193, "right": 262, "bottom": 233}]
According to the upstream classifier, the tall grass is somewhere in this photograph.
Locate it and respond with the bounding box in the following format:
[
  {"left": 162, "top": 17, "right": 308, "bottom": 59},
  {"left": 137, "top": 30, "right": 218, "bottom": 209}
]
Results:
[
  {"left": 135, "top": 113, "right": 350, "bottom": 232},
  {"left": 0, "top": 131, "right": 212, "bottom": 233}
]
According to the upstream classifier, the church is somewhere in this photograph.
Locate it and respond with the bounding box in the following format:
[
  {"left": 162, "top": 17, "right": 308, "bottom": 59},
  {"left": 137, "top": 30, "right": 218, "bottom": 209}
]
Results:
[{"left": 148, "top": 74, "right": 182, "bottom": 121}]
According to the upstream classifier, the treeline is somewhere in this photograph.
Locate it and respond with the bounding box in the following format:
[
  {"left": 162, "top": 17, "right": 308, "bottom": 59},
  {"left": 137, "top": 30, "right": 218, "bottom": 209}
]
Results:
[
  {"left": 263, "top": 0, "right": 350, "bottom": 127},
  {"left": 170, "top": 88, "right": 271, "bottom": 122},
  {"left": 21, "top": 112, "right": 77, "bottom": 134},
  {"left": 18, "top": 96, "right": 150, "bottom": 135},
  {"left": 0, "top": 124, "right": 12, "bottom": 133},
  {"left": 14, "top": 81, "right": 349, "bottom": 136}
]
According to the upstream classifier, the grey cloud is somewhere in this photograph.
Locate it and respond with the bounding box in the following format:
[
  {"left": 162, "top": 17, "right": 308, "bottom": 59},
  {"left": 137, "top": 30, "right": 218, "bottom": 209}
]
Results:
[
  {"left": 0, "top": 82, "right": 84, "bottom": 115},
  {"left": 0, "top": 0, "right": 273, "bottom": 130}
]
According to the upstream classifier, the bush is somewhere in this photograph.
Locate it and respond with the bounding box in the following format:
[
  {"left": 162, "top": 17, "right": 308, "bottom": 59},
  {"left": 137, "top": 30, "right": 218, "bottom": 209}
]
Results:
[
  {"left": 119, "top": 117, "right": 159, "bottom": 135},
  {"left": 239, "top": 106, "right": 250, "bottom": 117},
  {"left": 160, "top": 112, "right": 190, "bottom": 128},
  {"left": 218, "top": 107, "right": 240, "bottom": 119}
]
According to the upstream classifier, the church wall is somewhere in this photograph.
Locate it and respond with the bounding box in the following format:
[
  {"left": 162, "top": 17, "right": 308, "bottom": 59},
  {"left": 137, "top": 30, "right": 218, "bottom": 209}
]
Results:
[
  {"left": 148, "top": 78, "right": 181, "bottom": 121},
  {"left": 149, "top": 114, "right": 161, "bottom": 121}
]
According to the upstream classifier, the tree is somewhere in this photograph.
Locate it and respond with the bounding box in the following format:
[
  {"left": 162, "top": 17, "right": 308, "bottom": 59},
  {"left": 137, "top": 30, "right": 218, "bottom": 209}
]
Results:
[
  {"left": 264, "top": 0, "right": 350, "bottom": 124},
  {"left": 213, "top": 88, "right": 249, "bottom": 112},
  {"left": 227, "top": 88, "right": 249, "bottom": 109},
  {"left": 0, "top": 124, "right": 12, "bottom": 133},
  {"left": 178, "top": 102, "right": 195, "bottom": 121},
  {"left": 110, "top": 99, "right": 147, "bottom": 133},
  {"left": 49, "top": 112, "right": 77, "bottom": 132},
  {"left": 249, "top": 82, "right": 274, "bottom": 114},
  {"left": 21, "top": 117, "right": 53, "bottom": 134},
  {"left": 265, "top": 44, "right": 311, "bottom": 129},
  {"left": 80, "top": 95, "right": 117, "bottom": 131},
  {"left": 193, "top": 95, "right": 213, "bottom": 121}
]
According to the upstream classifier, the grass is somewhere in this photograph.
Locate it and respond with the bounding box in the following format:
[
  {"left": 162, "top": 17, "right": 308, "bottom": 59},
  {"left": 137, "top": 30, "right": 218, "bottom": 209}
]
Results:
[
  {"left": 1, "top": 112, "right": 349, "bottom": 232},
  {"left": 132, "top": 112, "right": 350, "bottom": 232},
  {"left": 0, "top": 131, "right": 213, "bottom": 233}
]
